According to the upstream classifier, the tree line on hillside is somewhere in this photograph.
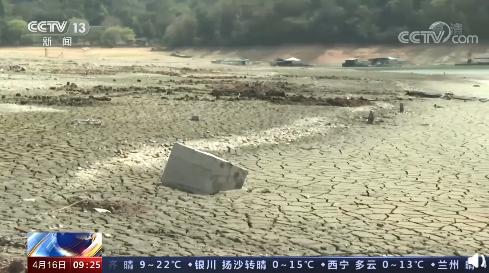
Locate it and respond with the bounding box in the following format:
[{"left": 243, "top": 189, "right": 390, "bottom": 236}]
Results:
[{"left": 0, "top": 0, "right": 487, "bottom": 47}]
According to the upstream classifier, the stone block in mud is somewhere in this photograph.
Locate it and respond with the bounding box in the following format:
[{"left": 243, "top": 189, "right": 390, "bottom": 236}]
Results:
[
  {"left": 367, "top": 110, "right": 375, "bottom": 124},
  {"left": 161, "top": 143, "right": 248, "bottom": 194},
  {"left": 405, "top": 90, "right": 442, "bottom": 98}
]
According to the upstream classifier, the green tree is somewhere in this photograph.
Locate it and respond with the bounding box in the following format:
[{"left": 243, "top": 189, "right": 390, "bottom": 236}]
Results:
[
  {"left": 0, "top": 0, "right": 488, "bottom": 46},
  {"left": 0, "top": 0, "right": 4, "bottom": 44},
  {"left": 85, "top": 26, "right": 103, "bottom": 45},
  {"left": 216, "top": 0, "right": 239, "bottom": 42},
  {"left": 100, "top": 26, "right": 135, "bottom": 47},
  {"left": 0, "top": 0, "right": 5, "bottom": 17},
  {"left": 5, "top": 19, "right": 27, "bottom": 45},
  {"left": 0, "top": 21, "right": 4, "bottom": 45},
  {"left": 83, "top": 0, "right": 108, "bottom": 25},
  {"left": 194, "top": 7, "right": 217, "bottom": 45},
  {"left": 163, "top": 14, "right": 197, "bottom": 47}
]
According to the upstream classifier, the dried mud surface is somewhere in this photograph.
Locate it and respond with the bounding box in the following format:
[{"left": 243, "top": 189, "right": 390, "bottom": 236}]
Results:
[{"left": 1, "top": 49, "right": 488, "bottom": 262}]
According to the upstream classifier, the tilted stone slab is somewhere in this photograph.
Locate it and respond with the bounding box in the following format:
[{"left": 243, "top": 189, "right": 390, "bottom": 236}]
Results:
[{"left": 161, "top": 143, "right": 248, "bottom": 194}]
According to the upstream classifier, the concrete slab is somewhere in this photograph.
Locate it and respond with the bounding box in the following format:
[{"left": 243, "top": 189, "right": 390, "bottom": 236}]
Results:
[{"left": 161, "top": 143, "right": 248, "bottom": 194}]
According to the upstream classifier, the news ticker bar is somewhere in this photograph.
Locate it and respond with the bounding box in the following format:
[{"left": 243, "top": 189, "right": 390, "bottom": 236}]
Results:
[{"left": 27, "top": 256, "right": 487, "bottom": 273}]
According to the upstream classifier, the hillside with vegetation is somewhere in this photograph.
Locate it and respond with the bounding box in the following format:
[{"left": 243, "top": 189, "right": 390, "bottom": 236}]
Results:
[{"left": 0, "top": 0, "right": 488, "bottom": 47}]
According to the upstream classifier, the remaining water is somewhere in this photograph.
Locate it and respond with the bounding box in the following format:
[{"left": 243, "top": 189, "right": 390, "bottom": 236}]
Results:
[{"left": 378, "top": 66, "right": 489, "bottom": 76}]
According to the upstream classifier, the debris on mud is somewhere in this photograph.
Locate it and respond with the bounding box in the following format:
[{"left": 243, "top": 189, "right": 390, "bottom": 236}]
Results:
[
  {"left": 272, "top": 95, "right": 371, "bottom": 107},
  {"left": 442, "top": 93, "right": 478, "bottom": 101},
  {"left": 71, "top": 118, "right": 103, "bottom": 126},
  {"left": 7, "top": 95, "right": 99, "bottom": 106},
  {"left": 41, "top": 64, "right": 190, "bottom": 77},
  {"left": 8, "top": 65, "right": 26, "bottom": 72},
  {"left": 93, "top": 208, "right": 111, "bottom": 214},
  {"left": 313, "top": 75, "right": 361, "bottom": 80},
  {"left": 1, "top": 65, "right": 24, "bottom": 72},
  {"left": 441, "top": 92, "right": 454, "bottom": 99},
  {"left": 212, "top": 58, "right": 251, "bottom": 66},
  {"left": 405, "top": 90, "right": 442, "bottom": 98},
  {"left": 211, "top": 81, "right": 371, "bottom": 107},
  {"left": 0, "top": 237, "right": 24, "bottom": 249},
  {"left": 171, "top": 51, "right": 192, "bottom": 58},
  {"left": 406, "top": 91, "right": 484, "bottom": 102},
  {"left": 53, "top": 84, "right": 169, "bottom": 97},
  {"left": 271, "top": 57, "right": 311, "bottom": 67},
  {"left": 174, "top": 94, "right": 210, "bottom": 101},
  {"left": 66, "top": 198, "right": 148, "bottom": 215},
  {"left": 211, "top": 81, "right": 289, "bottom": 99},
  {"left": 1, "top": 259, "right": 25, "bottom": 273},
  {"left": 88, "top": 95, "right": 111, "bottom": 101}
]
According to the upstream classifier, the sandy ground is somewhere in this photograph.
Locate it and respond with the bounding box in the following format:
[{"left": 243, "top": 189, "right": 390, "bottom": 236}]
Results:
[{"left": 0, "top": 48, "right": 488, "bottom": 263}]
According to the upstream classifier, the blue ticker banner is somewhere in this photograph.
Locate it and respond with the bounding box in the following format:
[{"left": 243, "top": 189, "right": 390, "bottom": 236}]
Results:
[
  {"left": 27, "top": 232, "right": 103, "bottom": 257},
  {"left": 102, "top": 256, "right": 488, "bottom": 273}
]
